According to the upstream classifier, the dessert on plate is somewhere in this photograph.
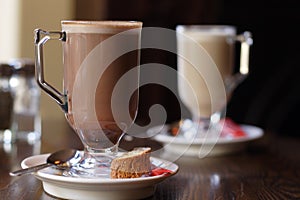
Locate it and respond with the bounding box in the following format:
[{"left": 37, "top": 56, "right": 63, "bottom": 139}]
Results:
[{"left": 110, "top": 147, "right": 151, "bottom": 178}]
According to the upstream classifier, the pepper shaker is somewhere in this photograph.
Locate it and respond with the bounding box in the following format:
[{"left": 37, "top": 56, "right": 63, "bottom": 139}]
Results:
[{"left": 0, "top": 63, "right": 14, "bottom": 143}]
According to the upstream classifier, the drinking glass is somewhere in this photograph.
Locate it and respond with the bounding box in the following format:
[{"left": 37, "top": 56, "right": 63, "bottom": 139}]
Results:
[
  {"left": 34, "top": 20, "right": 142, "bottom": 177},
  {"left": 176, "top": 25, "right": 253, "bottom": 135}
]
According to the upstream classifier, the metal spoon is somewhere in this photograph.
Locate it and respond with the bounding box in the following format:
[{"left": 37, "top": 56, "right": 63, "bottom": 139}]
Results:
[{"left": 10, "top": 149, "right": 83, "bottom": 176}]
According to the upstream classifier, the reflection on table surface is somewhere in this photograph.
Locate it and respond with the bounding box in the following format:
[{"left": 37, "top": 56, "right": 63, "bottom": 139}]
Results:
[{"left": 1, "top": 119, "right": 300, "bottom": 200}]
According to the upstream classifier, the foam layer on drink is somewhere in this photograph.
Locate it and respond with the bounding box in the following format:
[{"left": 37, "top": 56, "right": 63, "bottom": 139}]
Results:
[
  {"left": 176, "top": 25, "right": 236, "bottom": 36},
  {"left": 62, "top": 20, "right": 142, "bottom": 33}
]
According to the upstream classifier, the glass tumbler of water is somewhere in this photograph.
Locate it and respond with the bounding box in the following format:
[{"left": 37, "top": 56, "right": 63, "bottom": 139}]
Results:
[{"left": 9, "top": 59, "right": 41, "bottom": 142}]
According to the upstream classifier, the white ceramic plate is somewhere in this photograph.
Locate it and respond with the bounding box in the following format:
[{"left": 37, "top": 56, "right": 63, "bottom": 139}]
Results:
[
  {"left": 148, "top": 124, "right": 264, "bottom": 157},
  {"left": 21, "top": 154, "right": 178, "bottom": 200}
]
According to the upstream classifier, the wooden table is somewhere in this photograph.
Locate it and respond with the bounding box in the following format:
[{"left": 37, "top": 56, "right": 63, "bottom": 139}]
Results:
[{"left": 1, "top": 119, "right": 300, "bottom": 199}]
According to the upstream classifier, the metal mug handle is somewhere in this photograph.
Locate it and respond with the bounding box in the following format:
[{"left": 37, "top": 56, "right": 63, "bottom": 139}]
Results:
[
  {"left": 236, "top": 31, "right": 253, "bottom": 75},
  {"left": 225, "top": 31, "right": 253, "bottom": 93},
  {"left": 34, "top": 29, "right": 67, "bottom": 112}
]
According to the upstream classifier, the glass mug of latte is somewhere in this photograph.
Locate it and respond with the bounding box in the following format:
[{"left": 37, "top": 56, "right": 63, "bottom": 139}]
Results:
[
  {"left": 176, "top": 25, "right": 253, "bottom": 135},
  {"left": 34, "top": 20, "right": 142, "bottom": 177}
]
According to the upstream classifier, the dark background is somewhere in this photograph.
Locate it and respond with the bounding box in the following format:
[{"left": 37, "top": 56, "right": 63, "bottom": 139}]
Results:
[{"left": 76, "top": 0, "right": 300, "bottom": 136}]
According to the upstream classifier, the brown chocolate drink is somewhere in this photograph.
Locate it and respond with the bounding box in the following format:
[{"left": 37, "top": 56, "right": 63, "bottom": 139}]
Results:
[{"left": 61, "top": 21, "right": 142, "bottom": 150}]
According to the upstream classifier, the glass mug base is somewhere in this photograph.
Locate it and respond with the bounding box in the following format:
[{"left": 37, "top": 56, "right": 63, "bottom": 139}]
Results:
[
  {"left": 177, "top": 113, "right": 222, "bottom": 140},
  {"left": 66, "top": 150, "right": 117, "bottom": 178},
  {"left": 66, "top": 132, "right": 125, "bottom": 178}
]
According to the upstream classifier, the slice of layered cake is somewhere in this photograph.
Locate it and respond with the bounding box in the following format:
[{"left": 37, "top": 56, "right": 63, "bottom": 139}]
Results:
[{"left": 110, "top": 147, "right": 151, "bottom": 178}]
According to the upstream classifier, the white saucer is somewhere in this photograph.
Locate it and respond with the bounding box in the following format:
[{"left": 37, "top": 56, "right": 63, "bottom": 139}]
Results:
[
  {"left": 148, "top": 124, "right": 264, "bottom": 157},
  {"left": 21, "top": 154, "right": 178, "bottom": 200}
]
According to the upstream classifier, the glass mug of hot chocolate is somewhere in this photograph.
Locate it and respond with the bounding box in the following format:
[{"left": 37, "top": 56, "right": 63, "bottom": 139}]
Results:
[
  {"left": 176, "top": 25, "right": 253, "bottom": 136},
  {"left": 34, "top": 20, "right": 142, "bottom": 177}
]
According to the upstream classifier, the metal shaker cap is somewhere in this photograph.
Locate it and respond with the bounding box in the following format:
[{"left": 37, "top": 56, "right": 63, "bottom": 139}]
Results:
[
  {"left": 9, "top": 58, "right": 35, "bottom": 77},
  {"left": 0, "top": 63, "right": 14, "bottom": 77}
]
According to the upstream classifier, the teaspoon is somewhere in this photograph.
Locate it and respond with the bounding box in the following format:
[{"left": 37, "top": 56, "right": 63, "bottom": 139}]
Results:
[{"left": 10, "top": 149, "right": 83, "bottom": 176}]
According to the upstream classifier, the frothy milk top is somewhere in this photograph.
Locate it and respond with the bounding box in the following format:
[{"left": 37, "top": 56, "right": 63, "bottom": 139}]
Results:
[
  {"left": 177, "top": 25, "right": 236, "bottom": 36},
  {"left": 62, "top": 20, "right": 143, "bottom": 33}
]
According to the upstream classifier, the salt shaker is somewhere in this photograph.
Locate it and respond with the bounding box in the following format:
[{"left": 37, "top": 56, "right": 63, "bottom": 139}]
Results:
[
  {"left": 0, "top": 63, "right": 14, "bottom": 143},
  {"left": 9, "top": 59, "right": 41, "bottom": 142}
]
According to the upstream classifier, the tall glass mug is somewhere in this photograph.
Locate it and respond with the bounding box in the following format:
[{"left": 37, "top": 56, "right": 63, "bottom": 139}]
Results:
[
  {"left": 34, "top": 20, "right": 142, "bottom": 177},
  {"left": 176, "top": 25, "right": 253, "bottom": 135}
]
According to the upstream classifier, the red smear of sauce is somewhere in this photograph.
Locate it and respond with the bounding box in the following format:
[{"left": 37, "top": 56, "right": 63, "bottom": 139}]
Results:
[
  {"left": 220, "top": 118, "right": 247, "bottom": 138},
  {"left": 170, "top": 126, "right": 180, "bottom": 136},
  {"left": 150, "top": 167, "right": 173, "bottom": 176}
]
